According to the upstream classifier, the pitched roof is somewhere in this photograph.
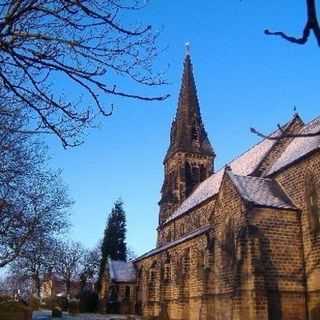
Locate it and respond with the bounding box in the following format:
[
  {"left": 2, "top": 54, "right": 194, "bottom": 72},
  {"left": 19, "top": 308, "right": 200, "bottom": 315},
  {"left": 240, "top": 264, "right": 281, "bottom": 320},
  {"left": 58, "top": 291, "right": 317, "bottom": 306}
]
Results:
[
  {"left": 164, "top": 53, "right": 214, "bottom": 162},
  {"left": 135, "top": 225, "right": 211, "bottom": 262},
  {"left": 227, "top": 171, "right": 296, "bottom": 210},
  {"left": 267, "top": 116, "right": 320, "bottom": 175},
  {"left": 108, "top": 259, "right": 136, "bottom": 283},
  {"left": 164, "top": 124, "right": 284, "bottom": 224}
]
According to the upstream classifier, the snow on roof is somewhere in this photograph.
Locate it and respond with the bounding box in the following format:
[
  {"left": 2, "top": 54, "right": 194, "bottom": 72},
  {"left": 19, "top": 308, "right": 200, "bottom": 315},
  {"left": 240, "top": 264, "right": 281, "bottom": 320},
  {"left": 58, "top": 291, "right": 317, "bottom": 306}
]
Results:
[
  {"left": 267, "top": 116, "right": 320, "bottom": 175},
  {"left": 135, "top": 225, "right": 211, "bottom": 262},
  {"left": 164, "top": 127, "right": 282, "bottom": 224},
  {"left": 228, "top": 171, "right": 296, "bottom": 210},
  {"left": 108, "top": 259, "right": 136, "bottom": 283}
]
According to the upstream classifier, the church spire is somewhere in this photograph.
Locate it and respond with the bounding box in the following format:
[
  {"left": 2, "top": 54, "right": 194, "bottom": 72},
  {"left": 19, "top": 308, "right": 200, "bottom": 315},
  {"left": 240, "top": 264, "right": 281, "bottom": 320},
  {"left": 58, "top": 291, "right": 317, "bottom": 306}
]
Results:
[
  {"left": 164, "top": 51, "right": 214, "bottom": 162},
  {"left": 158, "top": 50, "right": 215, "bottom": 229}
]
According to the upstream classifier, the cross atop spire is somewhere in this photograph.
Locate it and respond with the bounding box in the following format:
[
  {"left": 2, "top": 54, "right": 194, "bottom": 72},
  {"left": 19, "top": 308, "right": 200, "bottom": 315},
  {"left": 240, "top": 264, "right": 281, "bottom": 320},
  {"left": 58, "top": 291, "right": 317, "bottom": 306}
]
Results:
[
  {"left": 164, "top": 51, "right": 214, "bottom": 162},
  {"left": 185, "top": 41, "right": 191, "bottom": 55}
]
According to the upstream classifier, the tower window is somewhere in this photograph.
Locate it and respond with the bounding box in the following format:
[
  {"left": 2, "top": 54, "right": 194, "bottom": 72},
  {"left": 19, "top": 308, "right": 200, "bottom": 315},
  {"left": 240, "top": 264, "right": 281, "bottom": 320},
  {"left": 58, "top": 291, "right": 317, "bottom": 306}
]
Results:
[
  {"left": 191, "top": 120, "right": 199, "bottom": 141},
  {"left": 200, "top": 165, "right": 207, "bottom": 182},
  {"left": 185, "top": 162, "right": 193, "bottom": 196}
]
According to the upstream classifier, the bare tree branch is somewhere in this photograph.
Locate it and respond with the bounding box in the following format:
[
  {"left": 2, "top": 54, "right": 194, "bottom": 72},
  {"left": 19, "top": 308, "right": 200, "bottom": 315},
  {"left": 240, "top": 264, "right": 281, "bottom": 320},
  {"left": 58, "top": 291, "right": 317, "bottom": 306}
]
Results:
[
  {"left": 250, "top": 126, "right": 320, "bottom": 140},
  {"left": 265, "top": 0, "right": 320, "bottom": 46},
  {"left": 0, "top": 0, "right": 169, "bottom": 147}
]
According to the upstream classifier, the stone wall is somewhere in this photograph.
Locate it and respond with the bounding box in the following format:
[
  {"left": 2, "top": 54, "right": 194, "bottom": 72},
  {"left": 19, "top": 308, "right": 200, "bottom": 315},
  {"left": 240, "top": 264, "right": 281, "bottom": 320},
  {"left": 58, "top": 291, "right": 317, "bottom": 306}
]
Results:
[
  {"left": 273, "top": 150, "right": 320, "bottom": 319},
  {"left": 158, "top": 198, "right": 215, "bottom": 247},
  {"left": 135, "top": 230, "right": 210, "bottom": 320}
]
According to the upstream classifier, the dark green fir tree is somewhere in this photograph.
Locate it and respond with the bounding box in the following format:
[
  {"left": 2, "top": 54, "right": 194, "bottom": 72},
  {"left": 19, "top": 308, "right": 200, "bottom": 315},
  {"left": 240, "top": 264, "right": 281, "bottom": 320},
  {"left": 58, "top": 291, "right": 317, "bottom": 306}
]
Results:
[{"left": 97, "top": 199, "right": 127, "bottom": 291}]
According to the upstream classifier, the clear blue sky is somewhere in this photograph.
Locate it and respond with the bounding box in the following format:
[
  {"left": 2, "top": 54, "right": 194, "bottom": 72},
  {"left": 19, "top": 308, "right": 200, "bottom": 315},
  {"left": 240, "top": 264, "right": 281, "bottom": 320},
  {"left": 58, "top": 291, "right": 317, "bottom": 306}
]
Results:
[{"left": 47, "top": 1, "right": 320, "bottom": 256}]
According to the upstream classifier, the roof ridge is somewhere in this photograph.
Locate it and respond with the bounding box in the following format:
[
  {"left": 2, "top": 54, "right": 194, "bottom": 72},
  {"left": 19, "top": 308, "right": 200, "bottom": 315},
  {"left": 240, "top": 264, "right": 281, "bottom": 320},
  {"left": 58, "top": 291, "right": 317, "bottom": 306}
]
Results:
[
  {"left": 230, "top": 171, "right": 273, "bottom": 181},
  {"left": 135, "top": 225, "right": 211, "bottom": 262},
  {"left": 300, "top": 114, "right": 320, "bottom": 131},
  {"left": 218, "top": 116, "right": 297, "bottom": 171}
]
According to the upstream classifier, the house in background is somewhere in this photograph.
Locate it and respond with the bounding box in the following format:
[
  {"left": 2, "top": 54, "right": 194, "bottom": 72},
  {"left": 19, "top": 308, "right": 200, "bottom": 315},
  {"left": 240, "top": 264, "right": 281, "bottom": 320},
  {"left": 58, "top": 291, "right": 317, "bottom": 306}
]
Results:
[
  {"left": 100, "top": 258, "right": 136, "bottom": 314},
  {"left": 41, "top": 273, "right": 81, "bottom": 300}
]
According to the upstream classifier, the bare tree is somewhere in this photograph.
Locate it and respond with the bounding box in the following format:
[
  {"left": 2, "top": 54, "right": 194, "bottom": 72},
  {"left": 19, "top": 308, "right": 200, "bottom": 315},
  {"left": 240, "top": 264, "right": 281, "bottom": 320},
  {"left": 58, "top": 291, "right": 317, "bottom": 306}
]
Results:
[
  {"left": 265, "top": 0, "right": 320, "bottom": 46},
  {"left": 127, "top": 246, "right": 137, "bottom": 261},
  {"left": 0, "top": 0, "right": 168, "bottom": 147},
  {"left": 0, "top": 273, "right": 32, "bottom": 299},
  {"left": 10, "top": 236, "right": 58, "bottom": 298},
  {"left": 80, "top": 244, "right": 101, "bottom": 292},
  {"left": 0, "top": 109, "right": 72, "bottom": 268},
  {"left": 54, "top": 240, "right": 84, "bottom": 297}
]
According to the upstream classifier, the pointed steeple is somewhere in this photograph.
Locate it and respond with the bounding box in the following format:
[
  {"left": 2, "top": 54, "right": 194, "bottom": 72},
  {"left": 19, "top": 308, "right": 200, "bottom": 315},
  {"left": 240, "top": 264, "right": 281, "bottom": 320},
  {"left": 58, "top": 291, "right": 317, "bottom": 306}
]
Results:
[
  {"left": 158, "top": 50, "right": 215, "bottom": 230},
  {"left": 164, "top": 52, "right": 214, "bottom": 162}
]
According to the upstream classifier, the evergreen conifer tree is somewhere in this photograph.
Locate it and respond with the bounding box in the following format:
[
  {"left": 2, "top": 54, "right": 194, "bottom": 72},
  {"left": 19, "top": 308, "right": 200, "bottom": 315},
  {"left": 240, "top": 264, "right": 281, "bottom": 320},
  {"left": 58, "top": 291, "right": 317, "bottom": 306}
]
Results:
[{"left": 97, "top": 199, "right": 127, "bottom": 292}]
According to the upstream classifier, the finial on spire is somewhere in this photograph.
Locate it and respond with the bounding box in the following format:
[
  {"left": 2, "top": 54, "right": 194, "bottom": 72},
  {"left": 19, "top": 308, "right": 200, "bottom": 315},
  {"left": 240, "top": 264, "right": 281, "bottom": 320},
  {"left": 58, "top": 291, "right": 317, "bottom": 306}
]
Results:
[
  {"left": 185, "top": 42, "right": 191, "bottom": 56},
  {"left": 293, "top": 105, "right": 299, "bottom": 117}
]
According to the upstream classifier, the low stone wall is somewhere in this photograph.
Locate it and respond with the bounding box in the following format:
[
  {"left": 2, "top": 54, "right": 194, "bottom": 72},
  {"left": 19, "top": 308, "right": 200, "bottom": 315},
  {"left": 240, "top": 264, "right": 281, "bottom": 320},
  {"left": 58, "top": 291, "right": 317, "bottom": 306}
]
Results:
[
  {"left": 0, "top": 300, "right": 32, "bottom": 320},
  {"left": 0, "top": 310, "right": 32, "bottom": 320}
]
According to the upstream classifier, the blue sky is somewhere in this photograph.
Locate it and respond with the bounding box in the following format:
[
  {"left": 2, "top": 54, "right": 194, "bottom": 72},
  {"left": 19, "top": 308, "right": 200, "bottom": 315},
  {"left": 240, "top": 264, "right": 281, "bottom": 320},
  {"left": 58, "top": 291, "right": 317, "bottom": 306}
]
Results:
[{"left": 47, "top": 1, "right": 320, "bottom": 256}]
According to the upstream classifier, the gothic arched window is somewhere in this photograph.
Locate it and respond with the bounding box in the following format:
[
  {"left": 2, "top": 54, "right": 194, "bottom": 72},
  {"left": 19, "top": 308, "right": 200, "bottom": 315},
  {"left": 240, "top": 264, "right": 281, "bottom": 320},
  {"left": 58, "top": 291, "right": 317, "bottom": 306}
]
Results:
[
  {"left": 125, "top": 286, "right": 131, "bottom": 299},
  {"left": 181, "top": 249, "right": 190, "bottom": 276},
  {"left": 163, "top": 254, "right": 171, "bottom": 282},
  {"left": 180, "top": 223, "right": 185, "bottom": 236},
  {"left": 166, "top": 229, "right": 171, "bottom": 242},
  {"left": 148, "top": 261, "right": 157, "bottom": 299},
  {"left": 305, "top": 173, "right": 320, "bottom": 233}
]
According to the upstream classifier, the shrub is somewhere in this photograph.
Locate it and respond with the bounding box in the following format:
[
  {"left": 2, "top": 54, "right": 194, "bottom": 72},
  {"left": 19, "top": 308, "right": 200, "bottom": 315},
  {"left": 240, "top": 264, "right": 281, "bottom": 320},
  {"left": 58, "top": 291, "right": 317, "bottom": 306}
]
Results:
[
  {"left": 0, "top": 299, "right": 32, "bottom": 320},
  {"left": 42, "top": 296, "right": 68, "bottom": 311},
  {"left": 68, "top": 299, "right": 80, "bottom": 315},
  {"left": 29, "top": 296, "right": 40, "bottom": 311},
  {"left": 79, "top": 290, "right": 98, "bottom": 313},
  {"left": 52, "top": 306, "right": 62, "bottom": 318},
  {"left": 56, "top": 296, "right": 69, "bottom": 311}
]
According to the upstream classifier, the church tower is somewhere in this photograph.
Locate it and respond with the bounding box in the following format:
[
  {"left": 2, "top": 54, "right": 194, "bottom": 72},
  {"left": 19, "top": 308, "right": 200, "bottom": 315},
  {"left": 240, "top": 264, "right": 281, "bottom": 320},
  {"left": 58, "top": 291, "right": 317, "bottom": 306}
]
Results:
[{"left": 158, "top": 51, "right": 215, "bottom": 225}]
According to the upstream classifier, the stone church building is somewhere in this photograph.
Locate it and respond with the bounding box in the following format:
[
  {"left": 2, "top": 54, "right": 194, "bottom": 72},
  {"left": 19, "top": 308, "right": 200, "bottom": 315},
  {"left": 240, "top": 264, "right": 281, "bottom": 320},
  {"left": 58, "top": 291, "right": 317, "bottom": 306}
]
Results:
[{"left": 102, "top": 53, "right": 320, "bottom": 320}]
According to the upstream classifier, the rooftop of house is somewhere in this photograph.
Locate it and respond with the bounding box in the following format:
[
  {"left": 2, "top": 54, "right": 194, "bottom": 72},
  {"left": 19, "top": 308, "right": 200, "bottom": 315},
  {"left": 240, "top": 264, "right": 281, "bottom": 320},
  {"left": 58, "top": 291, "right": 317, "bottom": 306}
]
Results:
[
  {"left": 135, "top": 225, "right": 211, "bottom": 262},
  {"left": 108, "top": 259, "right": 136, "bottom": 283},
  {"left": 227, "top": 171, "right": 296, "bottom": 210}
]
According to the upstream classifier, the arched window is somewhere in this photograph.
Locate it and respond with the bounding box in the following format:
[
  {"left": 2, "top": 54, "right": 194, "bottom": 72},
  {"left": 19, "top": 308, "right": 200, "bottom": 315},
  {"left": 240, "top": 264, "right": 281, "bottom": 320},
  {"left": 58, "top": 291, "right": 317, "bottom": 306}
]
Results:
[
  {"left": 148, "top": 261, "right": 157, "bottom": 299},
  {"left": 163, "top": 254, "right": 171, "bottom": 282},
  {"left": 305, "top": 173, "right": 320, "bottom": 232},
  {"left": 125, "top": 286, "right": 131, "bottom": 299},
  {"left": 182, "top": 249, "right": 190, "bottom": 276},
  {"left": 223, "top": 217, "right": 236, "bottom": 265},
  {"left": 180, "top": 223, "right": 185, "bottom": 236},
  {"left": 109, "top": 286, "right": 118, "bottom": 303},
  {"left": 200, "top": 165, "right": 207, "bottom": 182},
  {"left": 192, "top": 166, "right": 200, "bottom": 185},
  {"left": 194, "top": 214, "right": 200, "bottom": 228},
  {"left": 166, "top": 229, "right": 171, "bottom": 242}
]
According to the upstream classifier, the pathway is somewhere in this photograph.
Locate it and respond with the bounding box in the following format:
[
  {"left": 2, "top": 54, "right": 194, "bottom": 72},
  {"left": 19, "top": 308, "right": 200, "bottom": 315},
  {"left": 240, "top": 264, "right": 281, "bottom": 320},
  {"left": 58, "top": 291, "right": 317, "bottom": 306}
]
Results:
[{"left": 32, "top": 310, "right": 141, "bottom": 320}]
